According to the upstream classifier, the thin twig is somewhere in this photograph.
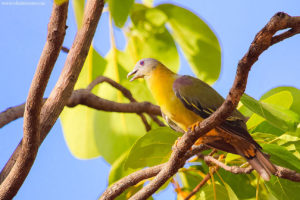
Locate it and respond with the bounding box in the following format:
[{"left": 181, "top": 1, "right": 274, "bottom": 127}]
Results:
[
  {"left": 0, "top": 103, "right": 25, "bottom": 128},
  {"left": 87, "top": 76, "right": 164, "bottom": 130},
  {"left": 61, "top": 46, "right": 70, "bottom": 53},
  {"left": 0, "top": 2, "right": 69, "bottom": 199},
  {"left": 87, "top": 76, "right": 151, "bottom": 131},
  {"left": 184, "top": 167, "right": 219, "bottom": 200}
]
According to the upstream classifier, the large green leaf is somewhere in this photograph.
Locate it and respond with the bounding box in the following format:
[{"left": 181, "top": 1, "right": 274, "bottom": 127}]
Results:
[
  {"left": 196, "top": 182, "right": 237, "bottom": 200},
  {"left": 261, "top": 87, "right": 300, "bottom": 115},
  {"left": 262, "top": 144, "right": 300, "bottom": 172},
  {"left": 241, "top": 92, "right": 300, "bottom": 133},
  {"left": 107, "top": 0, "right": 134, "bottom": 28},
  {"left": 126, "top": 4, "right": 179, "bottom": 72},
  {"left": 157, "top": 4, "right": 221, "bottom": 84},
  {"left": 217, "top": 170, "right": 255, "bottom": 199},
  {"left": 60, "top": 47, "right": 107, "bottom": 159},
  {"left": 72, "top": 0, "right": 85, "bottom": 28},
  {"left": 108, "top": 150, "right": 137, "bottom": 185},
  {"left": 124, "top": 127, "right": 181, "bottom": 169},
  {"left": 91, "top": 49, "right": 148, "bottom": 163},
  {"left": 54, "top": 0, "right": 68, "bottom": 5},
  {"left": 265, "top": 176, "right": 300, "bottom": 200}
]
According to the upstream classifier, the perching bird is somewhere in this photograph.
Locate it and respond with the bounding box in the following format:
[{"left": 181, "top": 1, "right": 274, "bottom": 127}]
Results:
[{"left": 127, "top": 58, "right": 276, "bottom": 181}]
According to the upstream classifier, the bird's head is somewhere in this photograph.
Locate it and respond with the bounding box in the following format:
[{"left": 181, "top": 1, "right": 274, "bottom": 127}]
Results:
[{"left": 127, "top": 58, "right": 160, "bottom": 81}]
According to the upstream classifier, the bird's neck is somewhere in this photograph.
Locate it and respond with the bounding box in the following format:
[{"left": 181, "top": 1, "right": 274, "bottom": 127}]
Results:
[{"left": 145, "top": 64, "right": 178, "bottom": 107}]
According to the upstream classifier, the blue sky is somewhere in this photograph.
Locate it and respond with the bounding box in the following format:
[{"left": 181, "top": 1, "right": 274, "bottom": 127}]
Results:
[{"left": 0, "top": 0, "right": 299, "bottom": 199}]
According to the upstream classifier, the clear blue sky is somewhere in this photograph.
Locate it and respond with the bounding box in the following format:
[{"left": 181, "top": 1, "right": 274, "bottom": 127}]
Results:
[{"left": 0, "top": 0, "right": 299, "bottom": 199}]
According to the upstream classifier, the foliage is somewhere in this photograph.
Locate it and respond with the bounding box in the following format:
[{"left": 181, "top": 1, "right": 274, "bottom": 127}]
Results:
[{"left": 59, "top": 0, "right": 300, "bottom": 199}]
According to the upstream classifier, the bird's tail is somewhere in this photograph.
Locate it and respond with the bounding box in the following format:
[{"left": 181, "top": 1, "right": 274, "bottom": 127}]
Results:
[{"left": 247, "top": 150, "right": 276, "bottom": 181}]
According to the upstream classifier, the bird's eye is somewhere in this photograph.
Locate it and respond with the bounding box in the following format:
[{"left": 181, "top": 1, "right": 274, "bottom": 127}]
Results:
[{"left": 140, "top": 61, "right": 144, "bottom": 66}]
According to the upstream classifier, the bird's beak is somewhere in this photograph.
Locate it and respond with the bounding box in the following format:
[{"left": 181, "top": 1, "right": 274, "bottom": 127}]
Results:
[{"left": 127, "top": 69, "right": 139, "bottom": 81}]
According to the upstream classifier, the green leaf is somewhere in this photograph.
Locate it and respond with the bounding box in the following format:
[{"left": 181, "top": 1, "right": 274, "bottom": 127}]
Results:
[
  {"left": 241, "top": 93, "right": 300, "bottom": 133},
  {"left": 265, "top": 176, "right": 300, "bottom": 200},
  {"left": 126, "top": 4, "right": 179, "bottom": 72},
  {"left": 249, "top": 121, "right": 284, "bottom": 136},
  {"left": 108, "top": 150, "right": 137, "bottom": 185},
  {"left": 218, "top": 170, "right": 255, "bottom": 199},
  {"left": 157, "top": 4, "right": 221, "bottom": 84},
  {"left": 54, "top": 0, "right": 68, "bottom": 5},
  {"left": 179, "top": 167, "right": 207, "bottom": 191},
  {"left": 60, "top": 47, "right": 107, "bottom": 159},
  {"left": 262, "top": 143, "right": 300, "bottom": 171},
  {"left": 72, "top": 0, "right": 85, "bottom": 28},
  {"left": 222, "top": 182, "right": 239, "bottom": 200},
  {"left": 108, "top": 0, "right": 134, "bottom": 27},
  {"left": 251, "top": 132, "right": 277, "bottom": 144},
  {"left": 124, "top": 127, "right": 181, "bottom": 169},
  {"left": 197, "top": 183, "right": 231, "bottom": 200},
  {"left": 90, "top": 49, "right": 148, "bottom": 163},
  {"left": 260, "top": 87, "right": 300, "bottom": 115}
]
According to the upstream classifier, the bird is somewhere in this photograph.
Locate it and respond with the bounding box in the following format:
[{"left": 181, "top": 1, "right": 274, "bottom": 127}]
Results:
[{"left": 127, "top": 58, "right": 276, "bottom": 181}]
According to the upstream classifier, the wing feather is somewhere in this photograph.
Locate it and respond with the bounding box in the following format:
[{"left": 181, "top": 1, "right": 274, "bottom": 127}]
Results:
[{"left": 173, "top": 75, "right": 261, "bottom": 149}]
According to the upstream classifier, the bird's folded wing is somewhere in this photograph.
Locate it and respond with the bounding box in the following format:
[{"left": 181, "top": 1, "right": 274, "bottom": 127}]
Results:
[{"left": 173, "top": 75, "right": 261, "bottom": 149}]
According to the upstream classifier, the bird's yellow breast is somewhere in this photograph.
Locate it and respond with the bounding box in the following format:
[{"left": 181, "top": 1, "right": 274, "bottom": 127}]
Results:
[{"left": 145, "top": 64, "right": 202, "bottom": 131}]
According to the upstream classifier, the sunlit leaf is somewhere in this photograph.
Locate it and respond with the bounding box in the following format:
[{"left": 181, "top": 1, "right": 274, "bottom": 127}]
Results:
[
  {"left": 241, "top": 93, "right": 300, "bottom": 133},
  {"left": 60, "top": 47, "right": 107, "bottom": 159},
  {"left": 124, "top": 127, "right": 181, "bottom": 169},
  {"left": 126, "top": 4, "right": 179, "bottom": 72},
  {"left": 108, "top": 150, "right": 137, "bottom": 185},
  {"left": 260, "top": 87, "right": 300, "bottom": 115},
  {"left": 157, "top": 4, "right": 221, "bottom": 84},
  {"left": 91, "top": 49, "right": 148, "bottom": 163},
  {"left": 197, "top": 182, "right": 231, "bottom": 200},
  {"left": 265, "top": 176, "right": 300, "bottom": 200},
  {"left": 179, "top": 167, "right": 208, "bottom": 191},
  {"left": 217, "top": 170, "right": 255, "bottom": 199},
  {"left": 72, "top": 0, "right": 85, "bottom": 28},
  {"left": 54, "top": 0, "right": 68, "bottom": 5},
  {"left": 262, "top": 144, "right": 300, "bottom": 171},
  {"left": 108, "top": 0, "right": 134, "bottom": 27}
]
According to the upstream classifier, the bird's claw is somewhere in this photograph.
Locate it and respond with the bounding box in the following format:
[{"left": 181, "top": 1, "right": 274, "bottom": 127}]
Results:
[{"left": 189, "top": 121, "right": 201, "bottom": 132}]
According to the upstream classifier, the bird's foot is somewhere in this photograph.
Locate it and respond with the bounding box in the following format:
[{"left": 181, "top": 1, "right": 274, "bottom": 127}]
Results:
[{"left": 189, "top": 121, "right": 201, "bottom": 132}]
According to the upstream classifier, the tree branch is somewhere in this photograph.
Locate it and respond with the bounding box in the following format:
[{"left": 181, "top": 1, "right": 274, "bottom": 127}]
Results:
[
  {"left": 184, "top": 167, "right": 219, "bottom": 200},
  {"left": 0, "top": 103, "right": 25, "bottom": 128},
  {"left": 129, "top": 12, "right": 300, "bottom": 200},
  {"left": 87, "top": 76, "right": 164, "bottom": 129},
  {"left": 0, "top": 0, "right": 104, "bottom": 194},
  {"left": 0, "top": 79, "right": 162, "bottom": 129},
  {"left": 100, "top": 145, "right": 209, "bottom": 200},
  {"left": 0, "top": 2, "right": 68, "bottom": 199}
]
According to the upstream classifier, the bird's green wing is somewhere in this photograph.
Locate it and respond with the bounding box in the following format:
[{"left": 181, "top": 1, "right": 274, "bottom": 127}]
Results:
[{"left": 173, "top": 75, "right": 260, "bottom": 148}]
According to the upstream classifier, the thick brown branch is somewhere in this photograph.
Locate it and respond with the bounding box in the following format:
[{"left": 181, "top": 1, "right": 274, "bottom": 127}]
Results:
[
  {"left": 129, "top": 12, "right": 300, "bottom": 200},
  {"left": 0, "top": 2, "right": 68, "bottom": 199},
  {"left": 0, "top": 0, "right": 104, "bottom": 190}
]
